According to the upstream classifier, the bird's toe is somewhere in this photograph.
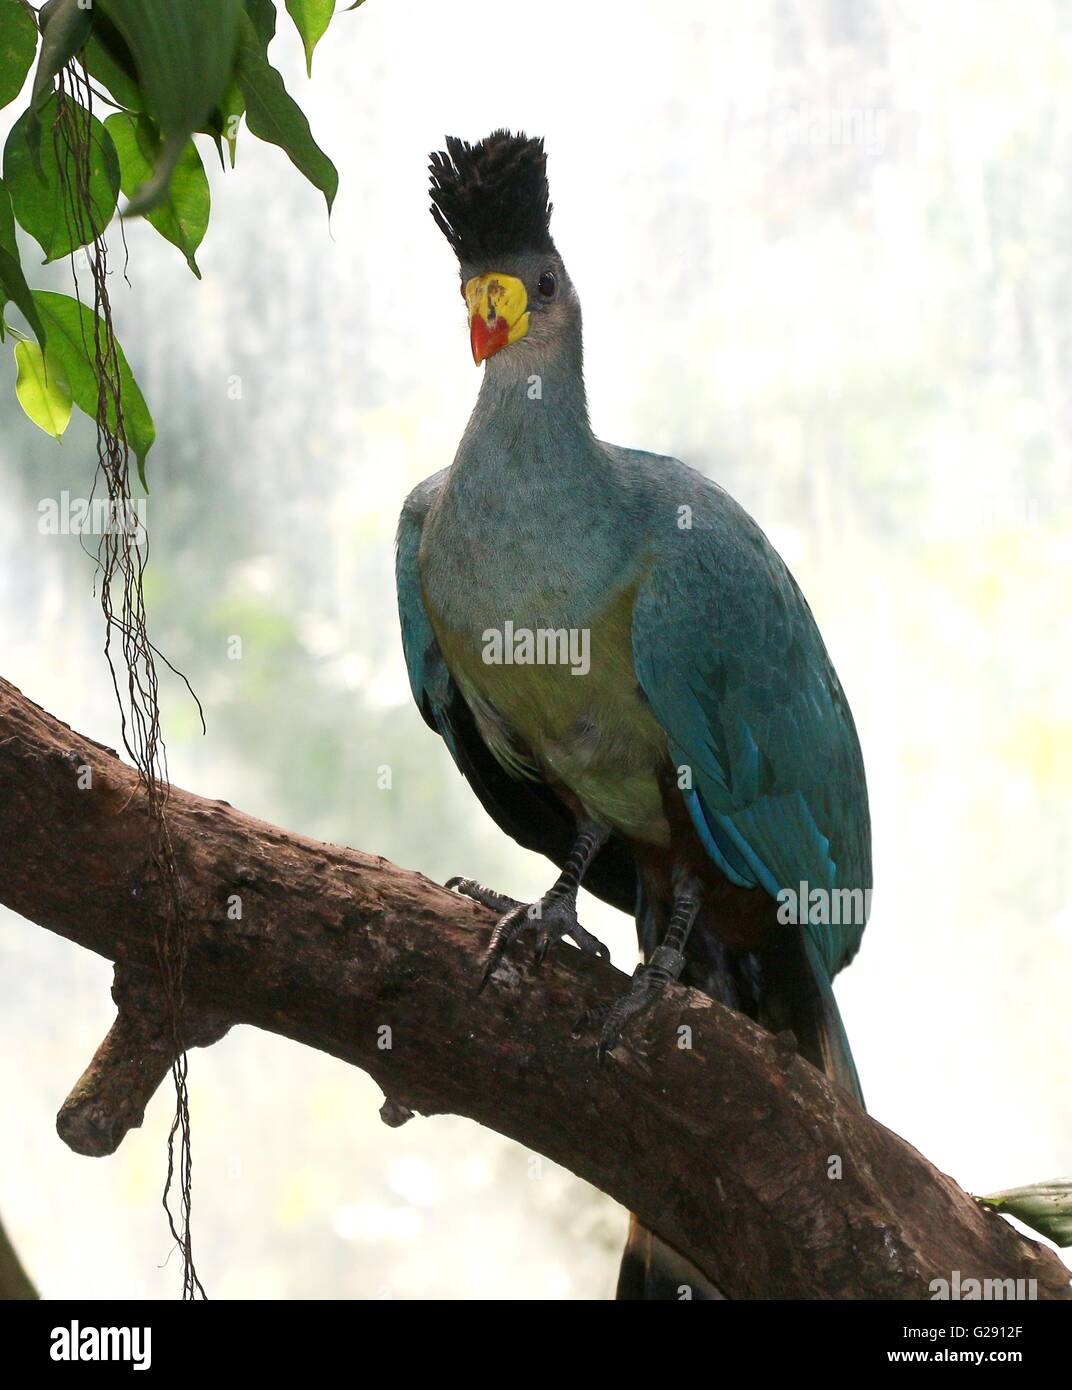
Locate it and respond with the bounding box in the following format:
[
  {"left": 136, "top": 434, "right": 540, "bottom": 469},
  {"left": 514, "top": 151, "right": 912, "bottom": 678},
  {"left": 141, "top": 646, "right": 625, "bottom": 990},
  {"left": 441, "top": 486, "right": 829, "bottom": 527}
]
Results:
[
  {"left": 478, "top": 902, "right": 532, "bottom": 990},
  {"left": 447, "top": 876, "right": 522, "bottom": 915},
  {"left": 531, "top": 895, "right": 608, "bottom": 969},
  {"left": 564, "top": 918, "right": 611, "bottom": 961}
]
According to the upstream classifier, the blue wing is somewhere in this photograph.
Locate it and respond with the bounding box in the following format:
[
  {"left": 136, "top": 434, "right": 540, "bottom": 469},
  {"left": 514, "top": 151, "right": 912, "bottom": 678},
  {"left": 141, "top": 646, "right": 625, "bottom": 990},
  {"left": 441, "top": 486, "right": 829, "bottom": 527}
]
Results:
[
  {"left": 396, "top": 470, "right": 460, "bottom": 754},
  {"left": 630, "top": 481, "right": 871, "bottom": 980}
]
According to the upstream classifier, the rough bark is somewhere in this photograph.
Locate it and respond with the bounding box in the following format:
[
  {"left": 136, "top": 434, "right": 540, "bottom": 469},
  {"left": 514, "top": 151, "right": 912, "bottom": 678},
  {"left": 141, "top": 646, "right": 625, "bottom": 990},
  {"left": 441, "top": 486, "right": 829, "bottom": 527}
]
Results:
[{"left": 0, "top": 675, "right": 1067, "bottom": 1300}]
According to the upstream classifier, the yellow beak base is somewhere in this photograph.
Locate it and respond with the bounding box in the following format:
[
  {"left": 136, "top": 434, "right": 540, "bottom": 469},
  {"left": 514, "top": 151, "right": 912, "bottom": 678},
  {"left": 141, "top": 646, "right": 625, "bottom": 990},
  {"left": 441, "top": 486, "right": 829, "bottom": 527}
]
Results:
[{"left": 464, "top": 273, "right": 530, "bottom": 364}]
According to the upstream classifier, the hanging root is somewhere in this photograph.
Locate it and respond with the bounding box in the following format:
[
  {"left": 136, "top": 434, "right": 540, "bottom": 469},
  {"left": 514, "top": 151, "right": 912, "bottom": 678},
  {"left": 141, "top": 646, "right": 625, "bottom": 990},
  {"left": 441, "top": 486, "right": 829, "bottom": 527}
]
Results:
[{"left": 52, "top": 61, "right": 205, "bottom": 1298}]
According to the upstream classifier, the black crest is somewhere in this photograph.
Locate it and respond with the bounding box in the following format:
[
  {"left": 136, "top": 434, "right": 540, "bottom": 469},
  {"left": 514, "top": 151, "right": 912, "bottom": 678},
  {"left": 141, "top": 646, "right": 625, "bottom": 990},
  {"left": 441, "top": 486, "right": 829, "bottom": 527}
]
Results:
[{"left": 429, "top": 130, "right": 554, "bottom": 265}]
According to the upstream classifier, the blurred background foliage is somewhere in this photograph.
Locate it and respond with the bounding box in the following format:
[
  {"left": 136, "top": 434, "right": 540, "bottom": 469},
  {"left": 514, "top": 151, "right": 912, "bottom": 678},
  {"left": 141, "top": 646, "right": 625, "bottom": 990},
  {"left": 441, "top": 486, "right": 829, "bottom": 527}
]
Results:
[{"left": 1, "top": 0, "right": 1070, "bottom": 1297}]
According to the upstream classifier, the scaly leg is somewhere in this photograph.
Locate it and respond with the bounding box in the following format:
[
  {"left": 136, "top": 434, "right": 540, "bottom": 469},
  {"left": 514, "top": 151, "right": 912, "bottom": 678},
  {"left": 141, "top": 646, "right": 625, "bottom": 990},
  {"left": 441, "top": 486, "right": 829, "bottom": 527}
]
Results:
[
  {"left": 448, "top": 822, "right": 610, "bottom": 989},
  {"left": 584, "top": 880, "right": 701, "bottom": 1060}
]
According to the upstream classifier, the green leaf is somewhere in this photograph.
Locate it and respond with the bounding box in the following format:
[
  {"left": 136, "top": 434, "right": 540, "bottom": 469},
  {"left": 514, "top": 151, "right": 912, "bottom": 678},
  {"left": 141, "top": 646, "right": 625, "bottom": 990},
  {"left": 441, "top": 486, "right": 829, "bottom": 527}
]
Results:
[
  {"left": 0, "top": 170, "right": 17, "bottom": 252},
  {"left": 84, "top": 12, "right": 143, "bottom": 112},
  {"left": 236, "top": 12, "right": 337, "bottom": 213},
  {"left": 105, "top": 112, "right": 208, "bottom": 277},
  {"left": 232, "top": 0, "right": 273, "bottom": 175},
  {"left": 31, "top": 0, "right": 94, "bottom": 109},
  {"left": 0, "top": 176, "right": 45, "bottom": 346},
  {"left": 199, "top": 80, "right": 244, "bottom": 171},
  {"left": 285, "top": 0, "right": 335, "bottom": 77},
  {"left": 14, "top": 337, "right": 72, "bottom": 439},
  {"left": 978, "top": 1180, "right": 1072, "bottom": 1248},
  {"left": 0, "top": 182, "right": 47, "bottom": 344},
  {"left": 24, "top": 0, "right": 96, "bottom": 178},
  {"left": 3, "top": 93, "right": 121, "bottom": 262},
  {"left": 97, "top": 0, "right": 241, "bottom": 213},
  {"left": 0, "top": 0, "right": 37, "bottom": 110},
  {"left": 32, "top": 289, "right": 155, "bottom": 486},
  {"left": 219, "top": 81, "right": 245, "bottom": 168},
  {"left": 0, "top": 246, "right": 44, "bottom": 345},
  {"left": 245, "top": 0, "right": 278, "bottom": 50}
]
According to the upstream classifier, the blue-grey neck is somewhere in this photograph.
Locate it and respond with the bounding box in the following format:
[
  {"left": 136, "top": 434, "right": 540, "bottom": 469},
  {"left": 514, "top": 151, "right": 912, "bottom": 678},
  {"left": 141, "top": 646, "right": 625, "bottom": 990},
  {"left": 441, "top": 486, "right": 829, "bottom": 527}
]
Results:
[
  {"left": 445, "top": 308, "right": 616, "bottom": 510},
  {"left": 422, "top": 304, "right": 637, "bottom": 630}
]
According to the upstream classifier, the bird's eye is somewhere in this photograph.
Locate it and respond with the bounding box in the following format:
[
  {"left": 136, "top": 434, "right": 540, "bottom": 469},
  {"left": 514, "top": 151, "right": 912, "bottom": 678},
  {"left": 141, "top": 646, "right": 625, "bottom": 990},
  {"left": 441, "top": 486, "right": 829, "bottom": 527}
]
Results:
[{"left": 537, "top": 270, "right": 557, "bottom": 299}]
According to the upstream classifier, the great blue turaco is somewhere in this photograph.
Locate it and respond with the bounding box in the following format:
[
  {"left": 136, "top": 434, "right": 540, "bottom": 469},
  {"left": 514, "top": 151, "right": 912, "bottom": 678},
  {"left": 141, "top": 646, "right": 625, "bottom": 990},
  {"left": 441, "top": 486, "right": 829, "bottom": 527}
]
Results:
[{"left": 396, "top": 131, "right": 871, "bottom": 1299}]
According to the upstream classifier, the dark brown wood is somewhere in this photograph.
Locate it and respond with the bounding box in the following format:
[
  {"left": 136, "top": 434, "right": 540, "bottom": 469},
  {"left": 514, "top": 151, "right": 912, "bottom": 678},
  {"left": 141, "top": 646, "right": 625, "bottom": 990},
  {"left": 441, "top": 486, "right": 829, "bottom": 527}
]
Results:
[
  {"left": 56, "top": 966, "right": 230, "bottom": 1157},
  {"left": 0, "top": 675, "right": 1067, "bottom": 1299}
]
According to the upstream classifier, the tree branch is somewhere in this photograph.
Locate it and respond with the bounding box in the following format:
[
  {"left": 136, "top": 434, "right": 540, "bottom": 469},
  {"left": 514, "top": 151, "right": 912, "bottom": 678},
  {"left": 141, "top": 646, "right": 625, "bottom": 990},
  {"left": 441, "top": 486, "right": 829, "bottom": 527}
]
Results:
[{"left": 0, "top": 676, "right": 1067, "bottom": 1299}]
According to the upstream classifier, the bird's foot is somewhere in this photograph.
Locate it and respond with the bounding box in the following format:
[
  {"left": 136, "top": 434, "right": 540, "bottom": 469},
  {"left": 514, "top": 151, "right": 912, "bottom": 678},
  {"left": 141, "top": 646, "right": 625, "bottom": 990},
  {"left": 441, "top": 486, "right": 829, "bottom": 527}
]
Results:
[
  {"left": 447, "top": 877, "right": 609, "bottom": 989},
  {"left": 575, "top": 943, "right": 686, "bottom": 1060}
]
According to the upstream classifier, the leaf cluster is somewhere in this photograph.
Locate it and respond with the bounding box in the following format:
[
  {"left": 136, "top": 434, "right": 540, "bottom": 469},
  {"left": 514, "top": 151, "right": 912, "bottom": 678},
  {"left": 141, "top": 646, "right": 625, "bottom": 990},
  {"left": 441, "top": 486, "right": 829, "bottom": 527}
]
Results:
[{"left": 0, "top": 0, "right": 347, "bottom": 480}]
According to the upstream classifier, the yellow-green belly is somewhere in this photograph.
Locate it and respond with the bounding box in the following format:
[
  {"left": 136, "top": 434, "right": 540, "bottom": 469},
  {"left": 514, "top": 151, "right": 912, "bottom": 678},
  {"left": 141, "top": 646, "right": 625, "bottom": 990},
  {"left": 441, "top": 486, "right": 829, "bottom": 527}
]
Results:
[{"left": 429, "top": 585, "right": 672, "bottom": 846}]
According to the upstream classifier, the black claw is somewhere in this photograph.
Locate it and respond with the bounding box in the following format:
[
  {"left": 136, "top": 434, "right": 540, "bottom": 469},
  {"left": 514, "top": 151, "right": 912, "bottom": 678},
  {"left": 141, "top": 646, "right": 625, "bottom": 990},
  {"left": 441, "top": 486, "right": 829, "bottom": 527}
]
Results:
[{"left": 478, "top": 942, "right": 507, "bottom": 993}]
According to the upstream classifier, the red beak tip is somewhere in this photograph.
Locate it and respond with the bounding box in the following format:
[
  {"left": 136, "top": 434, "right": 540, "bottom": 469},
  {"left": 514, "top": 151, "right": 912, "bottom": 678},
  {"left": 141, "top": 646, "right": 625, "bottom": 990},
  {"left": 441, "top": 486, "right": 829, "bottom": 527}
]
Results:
[{"left": 470, "top": 316, "right": 508, "bottom": 366}]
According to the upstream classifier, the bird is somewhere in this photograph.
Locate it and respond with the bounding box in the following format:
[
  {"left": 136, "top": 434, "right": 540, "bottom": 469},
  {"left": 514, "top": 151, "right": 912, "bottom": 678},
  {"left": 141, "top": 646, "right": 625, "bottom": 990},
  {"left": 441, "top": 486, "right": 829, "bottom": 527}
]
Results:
[{"left": 396, "top": 130, "right": 871, "bottom": 1299}]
